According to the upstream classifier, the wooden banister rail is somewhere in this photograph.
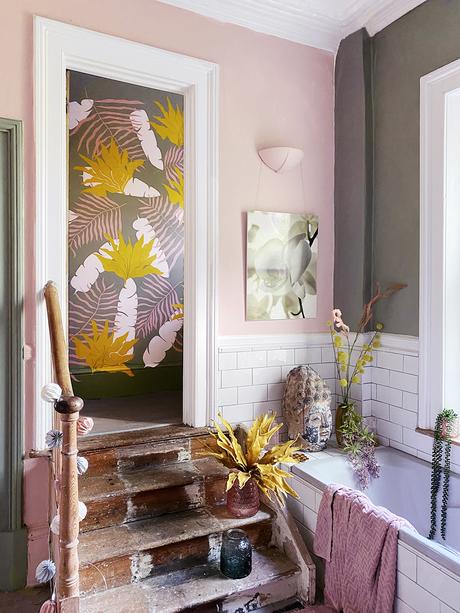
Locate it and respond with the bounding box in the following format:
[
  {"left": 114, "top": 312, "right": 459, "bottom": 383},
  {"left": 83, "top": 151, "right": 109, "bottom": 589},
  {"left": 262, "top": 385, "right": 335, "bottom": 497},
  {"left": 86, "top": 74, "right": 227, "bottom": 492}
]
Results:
[
  {"left": 44, "top": 281, "right": 82, "bottom": 613},
  {"left": 44, "top": 281, "right": 73, "bottom": 396}
]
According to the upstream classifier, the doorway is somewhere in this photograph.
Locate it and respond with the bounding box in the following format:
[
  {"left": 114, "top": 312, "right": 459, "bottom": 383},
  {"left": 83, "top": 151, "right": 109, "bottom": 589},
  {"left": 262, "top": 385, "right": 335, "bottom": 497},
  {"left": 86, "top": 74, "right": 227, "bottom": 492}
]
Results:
[
  {"left": 35, "top": 18, "right": 218, "bottom": 449},
  {"left": 67, "top": 70, "right": 184, "bottom": 434}
]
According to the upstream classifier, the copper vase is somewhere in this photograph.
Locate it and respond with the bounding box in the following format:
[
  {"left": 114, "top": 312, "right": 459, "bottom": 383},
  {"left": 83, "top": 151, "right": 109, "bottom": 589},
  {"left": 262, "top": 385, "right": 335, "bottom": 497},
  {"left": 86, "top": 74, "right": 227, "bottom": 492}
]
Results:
[{"left": 226, "top": 477, "right": 260, "bottom": 518}]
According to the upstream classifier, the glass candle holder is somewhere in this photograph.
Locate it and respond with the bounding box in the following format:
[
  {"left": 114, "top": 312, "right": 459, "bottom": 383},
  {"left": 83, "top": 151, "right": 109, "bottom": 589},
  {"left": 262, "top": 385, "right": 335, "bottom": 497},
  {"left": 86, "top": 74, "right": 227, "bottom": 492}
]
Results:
[{"left": 220, "top": 529, "right": 252, "bottom": 579}]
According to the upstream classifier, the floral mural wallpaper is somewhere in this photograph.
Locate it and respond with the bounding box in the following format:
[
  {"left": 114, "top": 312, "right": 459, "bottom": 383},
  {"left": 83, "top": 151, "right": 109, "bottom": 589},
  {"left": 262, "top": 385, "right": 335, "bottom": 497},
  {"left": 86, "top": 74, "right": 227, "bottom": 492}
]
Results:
[
  {"left": 246, "top": 210, "right": 318, "bottom": 320},
  {"left": 67, "top": 71, "right": 184, "bottom": 398}
]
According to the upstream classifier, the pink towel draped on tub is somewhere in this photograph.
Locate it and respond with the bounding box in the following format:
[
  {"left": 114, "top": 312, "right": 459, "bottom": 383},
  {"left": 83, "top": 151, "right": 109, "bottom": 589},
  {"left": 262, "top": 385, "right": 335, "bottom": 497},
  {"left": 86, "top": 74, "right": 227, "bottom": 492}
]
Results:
[{"left": 313, "top": 483, "right": 414, "bottom": 613}]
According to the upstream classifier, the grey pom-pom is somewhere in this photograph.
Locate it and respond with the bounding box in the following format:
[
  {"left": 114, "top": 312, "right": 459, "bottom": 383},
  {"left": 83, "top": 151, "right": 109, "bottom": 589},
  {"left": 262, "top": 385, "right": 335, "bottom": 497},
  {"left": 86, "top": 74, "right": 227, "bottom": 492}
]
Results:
[
  {"left": 77, "top": 456, "right": 89, "bottom": 475},
  {"left": 45, "top": 430, "right": 63, "bottom": 449},
  {"left": 35, "top": 559, "right": 56, "bottom": 583}
]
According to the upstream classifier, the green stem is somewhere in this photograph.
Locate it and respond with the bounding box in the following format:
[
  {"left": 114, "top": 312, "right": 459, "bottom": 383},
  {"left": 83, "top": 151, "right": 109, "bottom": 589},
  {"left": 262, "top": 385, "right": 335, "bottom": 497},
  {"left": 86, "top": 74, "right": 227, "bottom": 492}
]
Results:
[
  {"left": 329, "top": 326, "right": 343, "bottom": 395},
  {"left": 290, "top": 297, "right": 305, "bottom": 318}
]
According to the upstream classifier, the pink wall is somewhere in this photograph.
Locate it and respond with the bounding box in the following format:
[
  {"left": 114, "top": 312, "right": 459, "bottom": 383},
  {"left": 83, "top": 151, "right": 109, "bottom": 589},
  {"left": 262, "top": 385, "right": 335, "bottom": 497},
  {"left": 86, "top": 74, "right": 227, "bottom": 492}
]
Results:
[{"left": 1, "top": 0, "right": 334, "bottom": 583}]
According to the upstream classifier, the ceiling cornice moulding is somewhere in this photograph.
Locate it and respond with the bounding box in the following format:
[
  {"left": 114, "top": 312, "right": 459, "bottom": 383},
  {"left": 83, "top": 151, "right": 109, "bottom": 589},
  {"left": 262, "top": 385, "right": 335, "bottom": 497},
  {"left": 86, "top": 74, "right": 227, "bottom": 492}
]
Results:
[
  {"left": 156, "top": 0, "right": 427, "bottom": 52},
  {"left": 342, "top": 0, "right": 426, "bottom": 37},
  {"left": 156, "top": 0, "right": 341, "bottom": 52}
]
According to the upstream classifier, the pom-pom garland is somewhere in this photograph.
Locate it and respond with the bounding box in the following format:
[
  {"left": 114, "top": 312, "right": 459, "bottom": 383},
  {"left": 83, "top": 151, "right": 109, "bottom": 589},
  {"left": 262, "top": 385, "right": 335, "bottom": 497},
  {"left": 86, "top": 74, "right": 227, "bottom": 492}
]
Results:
[
  {"left": 35, "top": 559, "right": 56, "bottom": 584},
  {"left": 77, "top": 416, "right": 94, "bottom": 436},
  {"left": 50, "top": 514, "right": 60, "bottom": 536},
  {"left": 77, "top": 456, "right": 89, "bottom": 475},
  {"left": 39, "top": 599, "right": 57, "bottom": 612},
  {"left": 41, "top": 383, "right": 62, "bottom": 403},
  {"left": 45, "top": 430, "right": 63, "bottom": 449},
  {"left": 79, "top": 501, "right": 88, "bottom": 521}
]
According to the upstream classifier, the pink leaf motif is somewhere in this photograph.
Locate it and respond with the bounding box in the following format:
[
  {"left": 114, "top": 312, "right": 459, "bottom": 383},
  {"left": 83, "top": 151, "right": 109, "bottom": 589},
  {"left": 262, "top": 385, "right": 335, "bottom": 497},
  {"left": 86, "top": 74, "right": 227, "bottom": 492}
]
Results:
[
  {"left": 71, "top": 99, "right": 146, "bottom": 159},
  {"left": 68, "top": 277, "right": 119, "bottom": 365},
  {"left": 69, "top": 194, "right": 124, "bottom": 256},
  {"left": 138, "top": 196, "right": 184, "bottom": 271},
  {"left": 136, "top": 275, "right": 180, "bottom": 339},
  {"left": 164, "top": 145, "right": 184, "bottom": 184}
]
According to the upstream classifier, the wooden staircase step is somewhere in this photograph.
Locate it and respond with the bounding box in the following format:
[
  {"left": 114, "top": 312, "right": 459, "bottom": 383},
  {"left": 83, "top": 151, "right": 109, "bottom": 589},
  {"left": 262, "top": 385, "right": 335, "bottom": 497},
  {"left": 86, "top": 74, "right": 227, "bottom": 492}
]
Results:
[
  {"left": 80, "top": 547, "right": 300, "bottom": 613},
  {"left": 79, "top": 458, "right": 228, "bottom": 531},
  {"left": 78, "top": 424, "right": 211, "bottom": 452},
  {"left": 79, "top": 506, "right": 273, "bottom": 595},
  {"left": 79, "top": 431, "right": 217, "bottom": 475}
]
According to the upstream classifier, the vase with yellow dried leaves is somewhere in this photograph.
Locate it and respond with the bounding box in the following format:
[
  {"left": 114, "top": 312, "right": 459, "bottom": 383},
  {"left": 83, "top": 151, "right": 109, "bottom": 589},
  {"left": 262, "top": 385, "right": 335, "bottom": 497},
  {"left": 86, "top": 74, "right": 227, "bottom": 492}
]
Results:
[{"left": 201, "top": 412, "right": 306, "bottom": 518}]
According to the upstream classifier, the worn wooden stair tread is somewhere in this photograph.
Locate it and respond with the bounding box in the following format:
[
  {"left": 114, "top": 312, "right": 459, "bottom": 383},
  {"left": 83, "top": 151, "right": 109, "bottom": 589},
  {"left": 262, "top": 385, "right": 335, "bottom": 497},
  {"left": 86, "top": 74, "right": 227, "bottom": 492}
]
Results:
[
  {"left": 79, "top": 505, "right": 272, "bottom": 565},
  {"left": 80, "top": 546, "right": 300, "bottom": 613},
  {"left": 78, "top": 424, "right": 211, "bottom": 452},
  {"left": 79, "top": 458, "right": 227, "bottom": 503}
]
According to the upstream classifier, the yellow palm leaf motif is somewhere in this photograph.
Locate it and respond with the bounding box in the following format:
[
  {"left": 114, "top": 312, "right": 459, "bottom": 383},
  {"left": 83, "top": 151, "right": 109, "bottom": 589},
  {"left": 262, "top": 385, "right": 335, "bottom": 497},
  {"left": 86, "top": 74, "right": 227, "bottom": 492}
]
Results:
[
  {"left": 75, "top": 138, "right": 144, "bottom": 197},
  {"left": 97, "top": 232, "right": 163, "bottom": 281},
  {"left": 200, "top": 412, "right": 306, "bottom": 507},
  {"left": 151, "top": 98, "right": 184, "bottom": 146},
  {"left": 164, "top": 168, "right": 184, "bottom": 208},
  {"left": 73, "top": 320, "right": 137, "bottom": 377},
  {"left": 171, "top": 303, "right": 184, "bottom": 320}
]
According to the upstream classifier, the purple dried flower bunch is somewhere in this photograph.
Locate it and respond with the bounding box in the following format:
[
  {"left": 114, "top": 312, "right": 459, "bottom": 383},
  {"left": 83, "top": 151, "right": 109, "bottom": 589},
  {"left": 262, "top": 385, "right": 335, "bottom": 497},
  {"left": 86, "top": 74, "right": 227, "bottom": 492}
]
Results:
[
  {"left": 348, "top": 442, "right": 380, "bottom": 489},
  {"left": 340, "top": 408, "right": 380, "bottom": 490}
]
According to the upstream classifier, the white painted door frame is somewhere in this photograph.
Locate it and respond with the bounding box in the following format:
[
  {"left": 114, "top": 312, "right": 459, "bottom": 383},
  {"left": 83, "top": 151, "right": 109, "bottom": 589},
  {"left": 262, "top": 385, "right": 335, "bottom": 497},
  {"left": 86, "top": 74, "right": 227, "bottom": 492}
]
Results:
[{"left": 34, "top": 17, "right": 219, "bottom": 450}]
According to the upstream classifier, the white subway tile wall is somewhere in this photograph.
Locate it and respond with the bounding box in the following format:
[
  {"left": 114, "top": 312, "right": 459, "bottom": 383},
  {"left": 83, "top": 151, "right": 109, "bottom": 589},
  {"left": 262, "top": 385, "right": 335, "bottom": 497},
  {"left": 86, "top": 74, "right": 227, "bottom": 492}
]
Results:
[
  {"left": 370, "top": 343, "right": 460, "bottom": 475},
  {"left": 217, "top": 333, "right": 458, "bottom": 473},
  {"left": 216, "top": 337, "right": 336, "bottom": 427}
]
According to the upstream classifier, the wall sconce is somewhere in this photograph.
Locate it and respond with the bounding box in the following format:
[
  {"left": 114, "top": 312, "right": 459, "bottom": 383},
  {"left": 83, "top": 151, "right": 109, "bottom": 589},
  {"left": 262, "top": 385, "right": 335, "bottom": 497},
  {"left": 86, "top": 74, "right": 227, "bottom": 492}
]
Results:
[{"left": 258, "top": 147, "right": 304, "bottom": 174}]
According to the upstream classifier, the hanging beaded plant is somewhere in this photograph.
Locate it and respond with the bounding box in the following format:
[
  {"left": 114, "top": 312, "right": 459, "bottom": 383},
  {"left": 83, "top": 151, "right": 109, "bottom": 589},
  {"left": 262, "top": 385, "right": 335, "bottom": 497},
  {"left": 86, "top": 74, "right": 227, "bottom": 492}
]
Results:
[{"left": 428, "top": 408, "right": 458, "bottom": 541}]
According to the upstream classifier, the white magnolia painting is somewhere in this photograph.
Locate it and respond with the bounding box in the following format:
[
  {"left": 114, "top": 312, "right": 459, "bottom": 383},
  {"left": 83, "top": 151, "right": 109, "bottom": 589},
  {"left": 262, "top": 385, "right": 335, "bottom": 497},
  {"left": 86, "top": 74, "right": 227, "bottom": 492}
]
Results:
[{"left": 246, "top": 210, "right": 318, "bottom": 321}]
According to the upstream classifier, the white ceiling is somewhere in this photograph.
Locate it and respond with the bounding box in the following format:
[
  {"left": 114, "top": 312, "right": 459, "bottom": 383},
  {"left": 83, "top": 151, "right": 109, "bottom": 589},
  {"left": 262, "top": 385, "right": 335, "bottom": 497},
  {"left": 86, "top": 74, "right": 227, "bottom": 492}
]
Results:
[{"left": 156, "top": 0, "right": 427, "bottom": 51}]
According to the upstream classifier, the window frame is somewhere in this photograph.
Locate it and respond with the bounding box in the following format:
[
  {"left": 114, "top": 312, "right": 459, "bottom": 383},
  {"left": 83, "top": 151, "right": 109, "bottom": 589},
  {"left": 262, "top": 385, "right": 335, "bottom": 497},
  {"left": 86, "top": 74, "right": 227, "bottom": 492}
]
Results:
[{"left": 420, "top": 58, "right": 460, "bottom": 430}]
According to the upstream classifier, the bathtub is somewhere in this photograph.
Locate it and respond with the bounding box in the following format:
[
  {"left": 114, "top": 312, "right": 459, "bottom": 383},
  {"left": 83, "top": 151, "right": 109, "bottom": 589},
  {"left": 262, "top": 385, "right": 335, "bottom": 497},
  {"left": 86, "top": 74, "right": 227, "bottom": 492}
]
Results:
[{"left": 291, "top": 446, "right": 460, "bottom": 611}]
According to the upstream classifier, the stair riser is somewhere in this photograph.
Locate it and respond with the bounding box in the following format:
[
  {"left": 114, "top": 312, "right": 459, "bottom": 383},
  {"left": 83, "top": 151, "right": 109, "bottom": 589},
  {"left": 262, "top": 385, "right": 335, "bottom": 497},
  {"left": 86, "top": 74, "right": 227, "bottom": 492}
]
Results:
[
  {"left": 80, "top": 435, "right": 217, "bottom": 476},
  {"left": 198, "top": 574, "right": 299, "bottom": 613},
  {"left": 80, "top": 477, "right": 227, "bottom": 532},
  {"left": 80, "top": 521, "right": 272, "bottom": 596}
]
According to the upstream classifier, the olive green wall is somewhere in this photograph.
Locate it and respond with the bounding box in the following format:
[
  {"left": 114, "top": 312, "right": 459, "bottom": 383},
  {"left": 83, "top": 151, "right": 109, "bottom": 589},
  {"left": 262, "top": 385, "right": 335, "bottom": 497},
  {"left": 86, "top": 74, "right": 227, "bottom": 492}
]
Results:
[
  {"left": 334, "top": 29, "right": 373, "bottom": 329},
  {"left": 335, "top": 0, "right": 460, "bottom": 335}
]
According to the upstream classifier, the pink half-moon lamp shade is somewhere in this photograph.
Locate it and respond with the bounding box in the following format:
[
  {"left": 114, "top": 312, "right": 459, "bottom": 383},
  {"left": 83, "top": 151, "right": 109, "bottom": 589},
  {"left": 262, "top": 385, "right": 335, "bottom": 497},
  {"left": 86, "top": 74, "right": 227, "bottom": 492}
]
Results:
[{"left": 258, "top": 147, "right": 304, "bottom": 173}]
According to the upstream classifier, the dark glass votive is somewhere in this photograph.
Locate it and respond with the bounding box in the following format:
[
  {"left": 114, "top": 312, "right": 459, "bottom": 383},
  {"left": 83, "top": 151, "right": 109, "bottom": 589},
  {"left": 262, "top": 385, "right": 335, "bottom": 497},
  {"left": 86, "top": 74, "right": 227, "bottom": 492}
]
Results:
[{"left": 220, "top": 528, "right": 252, "bottom": 579}]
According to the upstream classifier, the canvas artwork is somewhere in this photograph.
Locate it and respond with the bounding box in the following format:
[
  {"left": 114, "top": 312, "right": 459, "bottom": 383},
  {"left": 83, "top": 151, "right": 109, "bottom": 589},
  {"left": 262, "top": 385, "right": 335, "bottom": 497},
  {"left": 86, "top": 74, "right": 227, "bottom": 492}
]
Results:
[
  {"left": 67, "top": 70, "right": 184, "bottom": 398},
  {"left": 246, "top": 210, "right": 318, "bottom": 321}
]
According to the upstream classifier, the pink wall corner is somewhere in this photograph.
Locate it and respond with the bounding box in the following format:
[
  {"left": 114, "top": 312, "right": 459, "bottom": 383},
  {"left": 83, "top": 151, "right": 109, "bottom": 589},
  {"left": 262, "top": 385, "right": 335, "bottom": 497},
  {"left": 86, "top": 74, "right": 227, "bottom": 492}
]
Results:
[
  {"left": 0, "top": 0, "right": 334, "bottom": 583},
  {"left": 23, "top": 457, "right": 50, "bottom": 585}
]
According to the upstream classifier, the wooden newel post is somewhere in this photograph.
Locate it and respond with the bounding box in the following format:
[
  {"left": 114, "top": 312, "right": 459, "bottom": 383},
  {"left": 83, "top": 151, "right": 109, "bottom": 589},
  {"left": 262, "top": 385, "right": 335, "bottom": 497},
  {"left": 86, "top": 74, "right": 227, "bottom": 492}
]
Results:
[
  {"left": 55, "top": 395, "right": 83, "bottom": 613},
  {"left": 44, "top": 282, "right": 82, "bottom": 611}
]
